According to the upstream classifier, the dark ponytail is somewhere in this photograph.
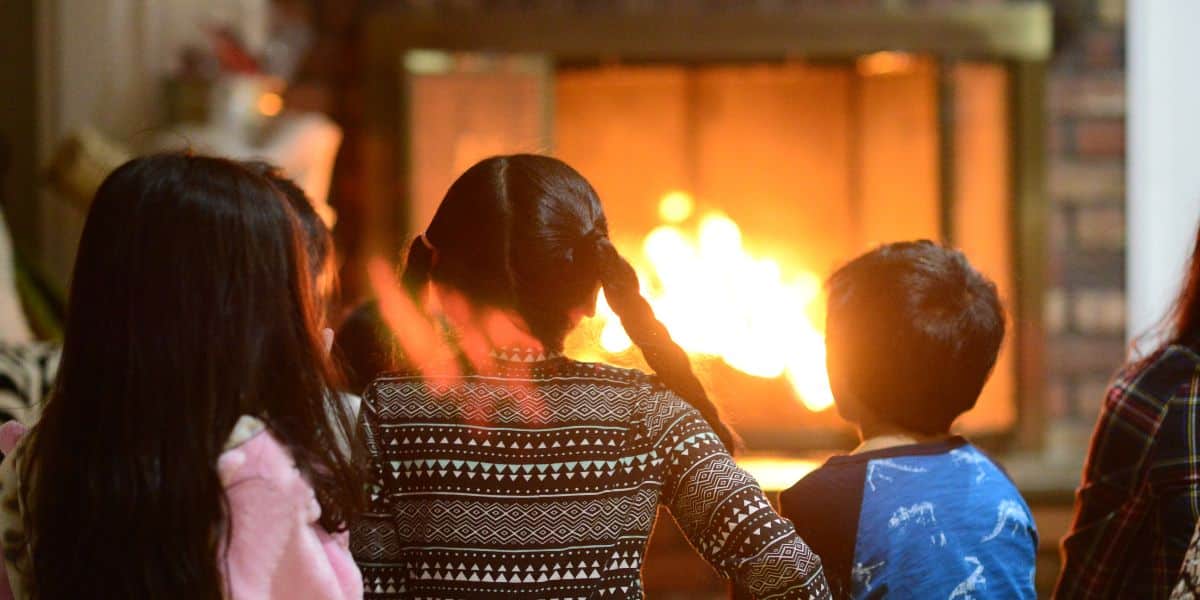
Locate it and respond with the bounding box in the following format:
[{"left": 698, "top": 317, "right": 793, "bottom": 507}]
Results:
[{"left": 593, "top": 238, "right": 742, "bottom": 452}]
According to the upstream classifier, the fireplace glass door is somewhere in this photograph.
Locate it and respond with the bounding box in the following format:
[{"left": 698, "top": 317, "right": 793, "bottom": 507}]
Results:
[{"left": 401, "top": 51, "right": 1015, "bottom": 452}]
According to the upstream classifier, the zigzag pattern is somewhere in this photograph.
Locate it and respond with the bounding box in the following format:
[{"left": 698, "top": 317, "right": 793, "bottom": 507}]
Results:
[
  {"left": 353, "top": 517, "right": 405, "bottom": 562},
  {"left": 370, "top": 381, "right": 641, "bottom": 424},
  {"left": 390, "top": 552, "right": 638, "bottom": 584},
  {"left": 359, "top": 540, "right": 649, "bottom": 598},
  {"left": 353, "top": 357, "right": 830, "bottom": 599},
  {"left": 665, "top": 435, "right": 739, "bottom": 508},
  {"left": 743, "top": 539, "right": 832, "bottom": 600},
  {"left": 389, "top": 490, "right": 657, "bottom": 545}
]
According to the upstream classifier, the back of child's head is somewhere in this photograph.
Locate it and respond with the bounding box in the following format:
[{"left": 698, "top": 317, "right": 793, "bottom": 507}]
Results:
[
  {"left": 335, "top": 299, "right": 400, "bottom": 394},
  {"left": 824, "top": 240, "right": 1005, "bottom": 435},
  {"left": 24, "top": 152, "right": 363, "bottom": 599},
  {"left": 240, "top": 160, "right": 337, "bottom": 318}
]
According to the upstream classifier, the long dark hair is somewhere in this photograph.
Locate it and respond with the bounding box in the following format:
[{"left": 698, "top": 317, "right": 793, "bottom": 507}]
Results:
[
  {"left": 400, "top": 154, "right": 738, "bottom": 450},
  {"left": 1155, "top": 227, "right": 1200, "bottom": 352},
  {"left": 22, "top": 153, "right": 363, "bottom": 599}
]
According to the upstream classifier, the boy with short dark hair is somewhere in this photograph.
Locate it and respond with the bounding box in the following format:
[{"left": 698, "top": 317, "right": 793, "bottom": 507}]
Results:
[{"left": 780, "top": 240, "right": 1038, "bottom": 598}]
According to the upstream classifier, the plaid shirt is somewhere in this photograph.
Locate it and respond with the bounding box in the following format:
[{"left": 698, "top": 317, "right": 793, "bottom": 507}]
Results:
[{"left": 1057, "top": 345, "right": 1200, "bottom": 599}]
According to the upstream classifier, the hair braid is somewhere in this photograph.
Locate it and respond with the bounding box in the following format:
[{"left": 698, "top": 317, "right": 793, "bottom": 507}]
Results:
[{"left": 593, "top": 238, "right": 742, "bottom": 452}]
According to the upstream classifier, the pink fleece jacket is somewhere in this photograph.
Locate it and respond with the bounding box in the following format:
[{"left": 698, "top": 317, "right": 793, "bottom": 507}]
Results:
[{"left": 0, "top": 417, "right": 362, "bottom": 599}]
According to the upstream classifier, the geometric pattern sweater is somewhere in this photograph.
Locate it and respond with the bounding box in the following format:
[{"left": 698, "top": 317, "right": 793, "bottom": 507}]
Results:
[{"left": 350, "top": 353, "right": 830, "bottom": 599}]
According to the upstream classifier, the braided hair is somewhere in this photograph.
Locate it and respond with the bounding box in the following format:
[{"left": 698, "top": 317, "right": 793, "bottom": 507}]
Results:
[{"left": 398, "top": 154, "right": 739, "bottom": 451}]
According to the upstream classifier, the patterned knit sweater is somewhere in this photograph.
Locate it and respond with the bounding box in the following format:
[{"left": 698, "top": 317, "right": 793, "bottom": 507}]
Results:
[{"left": 351, "top": 353, "right": 829, "bottom": 599}]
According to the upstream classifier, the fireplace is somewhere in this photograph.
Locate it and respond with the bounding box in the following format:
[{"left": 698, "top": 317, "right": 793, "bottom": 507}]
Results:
[
  {"left": 359, "top": 5, "right": 1054, "bottom": 595},
  {"left": 361, "top": 5, "right": 1051, "bottom": 459}
]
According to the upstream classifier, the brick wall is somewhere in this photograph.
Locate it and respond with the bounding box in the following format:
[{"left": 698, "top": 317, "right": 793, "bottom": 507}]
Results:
[{"left": 1044, "top": 0, "right": 1126, "bottom": 434}]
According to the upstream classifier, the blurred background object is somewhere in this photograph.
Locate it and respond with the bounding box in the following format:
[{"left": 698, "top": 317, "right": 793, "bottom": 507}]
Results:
[{"left": 44, "top": 128, "right": 131, "bottom": 209}]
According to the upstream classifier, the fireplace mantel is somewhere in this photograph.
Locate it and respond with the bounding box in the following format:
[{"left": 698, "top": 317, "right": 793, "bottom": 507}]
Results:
[{"left": 366, "top": 4, "right": 1051, "bottom": 62}]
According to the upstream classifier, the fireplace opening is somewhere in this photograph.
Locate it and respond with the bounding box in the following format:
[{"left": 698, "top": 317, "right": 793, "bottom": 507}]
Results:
[
  {"left": 396, "top": 52, "right": 1018, "bottom": 455},
  {"left": 558, "top": 58, "right": 1015, "bottom": 451}
]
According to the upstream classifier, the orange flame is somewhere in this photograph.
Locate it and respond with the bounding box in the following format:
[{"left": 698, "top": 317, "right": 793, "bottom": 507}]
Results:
[{"left": 587, "top": 193, "right": 835, "bottom": 412}]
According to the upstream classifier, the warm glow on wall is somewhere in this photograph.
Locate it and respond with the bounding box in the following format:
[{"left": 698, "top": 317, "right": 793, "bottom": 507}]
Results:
[{"left": 587, "top": 193, "right": 835, "bottom": 413}]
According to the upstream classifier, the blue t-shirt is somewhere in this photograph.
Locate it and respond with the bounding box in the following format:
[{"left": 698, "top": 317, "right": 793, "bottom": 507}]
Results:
[{"left": 780, "top": 437, "right": 1038, "bottom": 599}]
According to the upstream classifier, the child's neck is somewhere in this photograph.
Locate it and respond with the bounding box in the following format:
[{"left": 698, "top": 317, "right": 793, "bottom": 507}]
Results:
[{"left": 852, "top": 421, "right": 954, "bottom": 455}]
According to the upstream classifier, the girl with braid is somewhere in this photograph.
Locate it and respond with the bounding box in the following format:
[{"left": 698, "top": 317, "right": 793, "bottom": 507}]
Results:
[{"left": 349, "top": 154, "right": 829, "bottom": 599}]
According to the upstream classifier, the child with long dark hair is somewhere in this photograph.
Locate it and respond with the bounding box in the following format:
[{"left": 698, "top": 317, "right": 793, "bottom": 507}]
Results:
[
  {"left": 0, "top": 153, "right": 364, "bottom": 599},
  {"left": 350, "top": 154, "right": 829, "bottom": 599}
]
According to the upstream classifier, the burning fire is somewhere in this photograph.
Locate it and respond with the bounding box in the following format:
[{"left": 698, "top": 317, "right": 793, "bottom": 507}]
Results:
[{"left": 586, "top": 192, "right": 835, "bottom": 413}]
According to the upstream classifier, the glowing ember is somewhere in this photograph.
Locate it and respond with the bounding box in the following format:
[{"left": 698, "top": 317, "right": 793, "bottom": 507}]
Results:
[{"left": 588, "top": 193, "right": 836, "bottom": 413}]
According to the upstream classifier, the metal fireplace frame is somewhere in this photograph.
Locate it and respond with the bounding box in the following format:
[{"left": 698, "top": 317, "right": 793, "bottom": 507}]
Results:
[{"left": 362, "top": 3, "right": 1053, "bottom": 450}]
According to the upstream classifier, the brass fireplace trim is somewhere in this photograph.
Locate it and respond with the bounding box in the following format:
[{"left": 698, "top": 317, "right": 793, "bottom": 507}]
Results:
[
  {"left": 365, "top": 4, "right": 1051, "bottom": 62},
  {"left": 362, "top": 4, "right": 1051, "bottom": 451}
]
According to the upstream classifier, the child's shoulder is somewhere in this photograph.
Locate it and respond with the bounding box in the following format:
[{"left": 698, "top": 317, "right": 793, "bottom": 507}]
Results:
[
  {"left": 941, "top": 441, "right": 1025, "bottom": 492},
  {"left": 785, "top": 438, "right": 1017, "bottom": 504},
  {"left": 218, "top": 416, "right": 305, "bottom": 491},
  {"left": 779, "top": 455, "right": 872, "bottom": 517},
  {"left": 786, "top": 457, "right": 863, "bottom": 492},
  {"left": 853, "top": 440, "right": 1034, "bottom": 528},
  {"left": 943, "top": 441, "right": 1008, "bottom": 471}
]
